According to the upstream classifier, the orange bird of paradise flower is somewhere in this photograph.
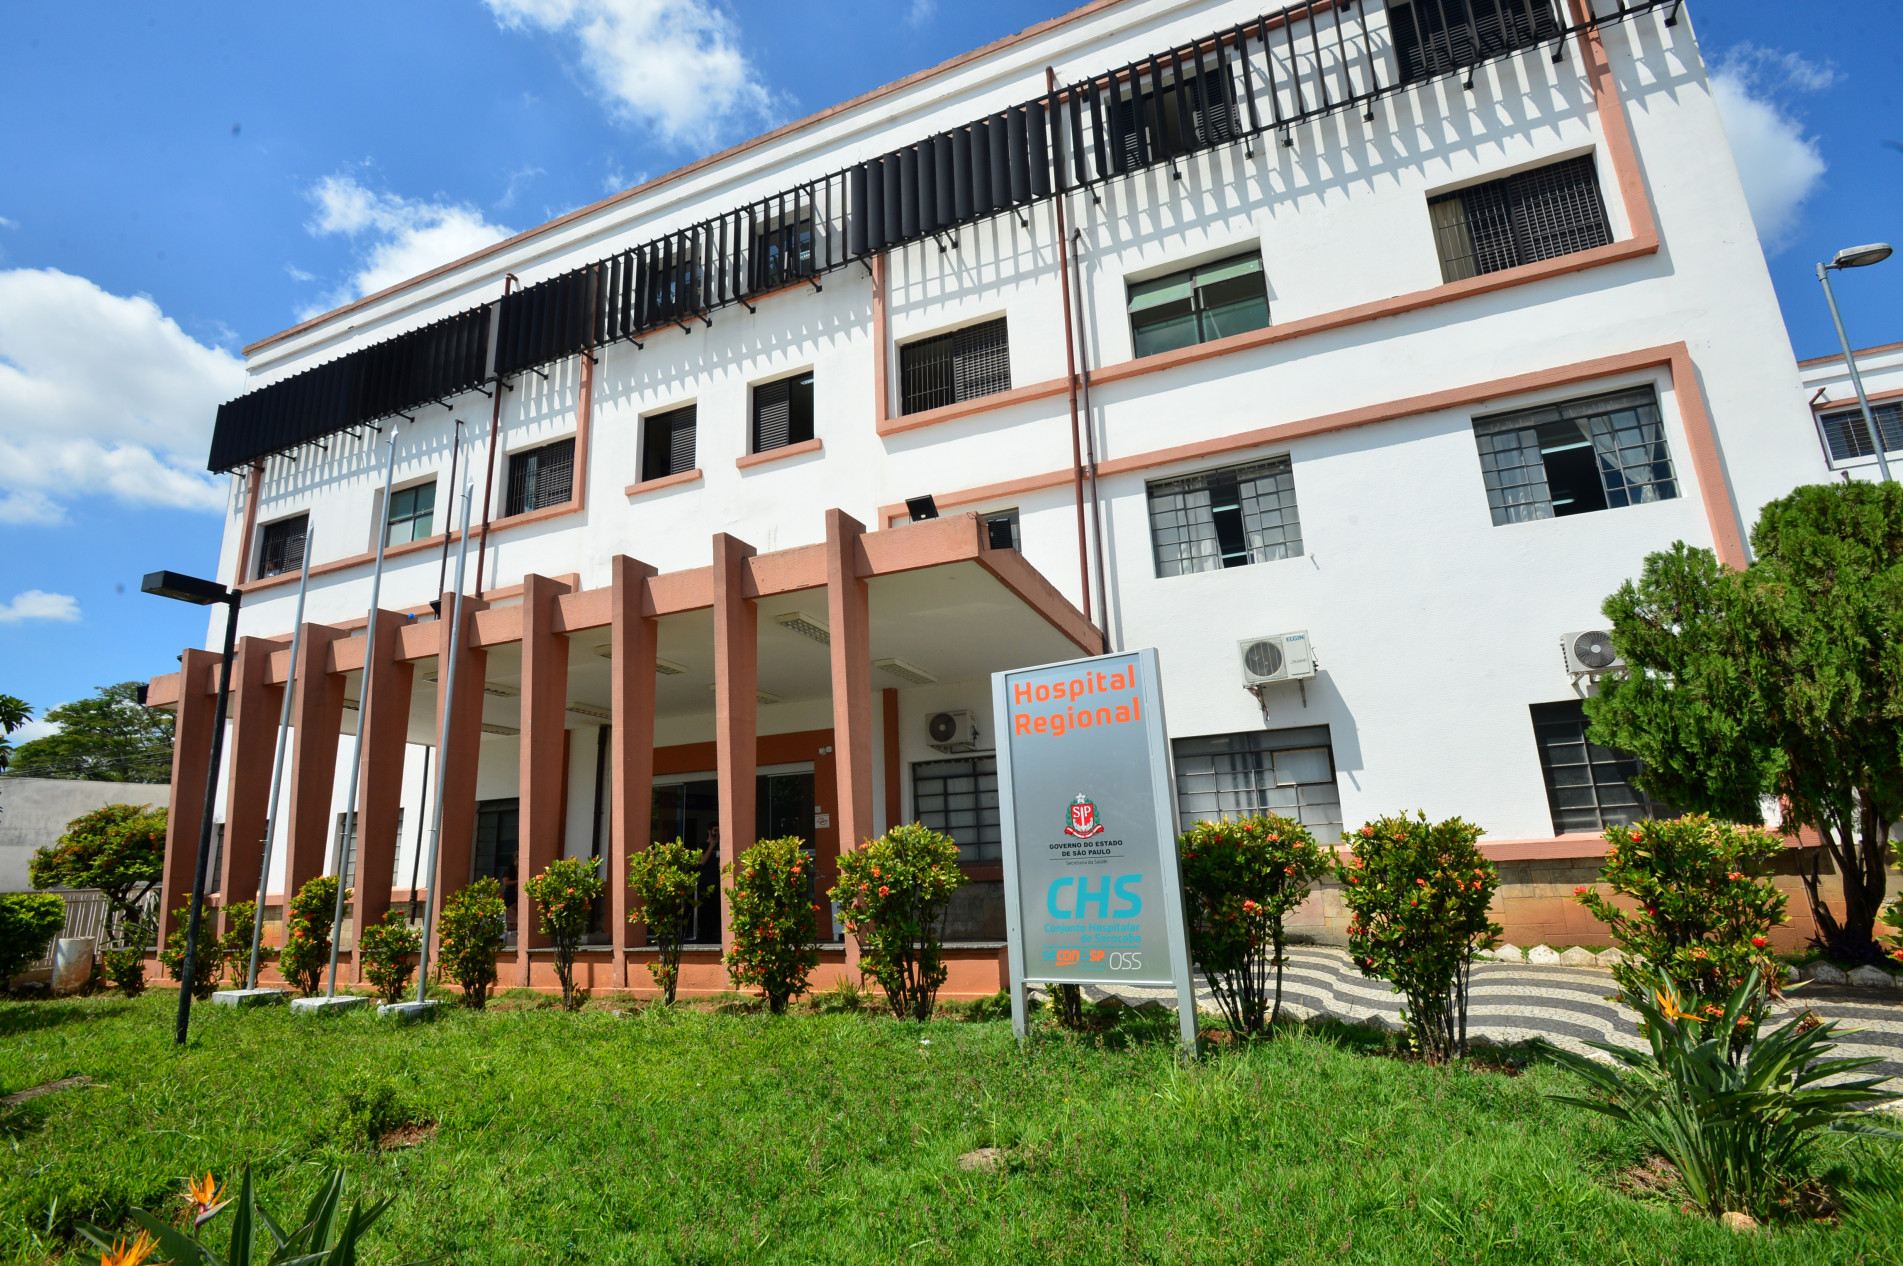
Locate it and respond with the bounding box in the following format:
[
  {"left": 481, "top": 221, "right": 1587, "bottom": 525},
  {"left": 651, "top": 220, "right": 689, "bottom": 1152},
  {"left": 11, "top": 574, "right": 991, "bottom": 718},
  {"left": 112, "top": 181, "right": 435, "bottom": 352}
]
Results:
[
  {"left": 97, "top": 1230, "right": 160, "bottom": 1266},
  {"left": 187, "top": 1172, "right": 229, "bottom": 1226}
]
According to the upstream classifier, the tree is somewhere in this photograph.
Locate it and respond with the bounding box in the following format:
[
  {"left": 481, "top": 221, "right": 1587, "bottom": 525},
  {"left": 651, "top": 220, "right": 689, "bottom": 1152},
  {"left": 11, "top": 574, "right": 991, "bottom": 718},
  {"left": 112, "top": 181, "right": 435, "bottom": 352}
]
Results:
[
  {"left": 6, "top": 682, "right": 174, "bottom": 782},
  {"left": 628, "top": 838, "right": 700, "bottom": 1004},
  {"left": 0, "top": 693, "right": 30, "bottom": 772},
  {"left": 831, "top": 823, "right": 965, "bottom": 1021},
  {"left": 29, "top": 803, "right": 166, "bottom": 948},
  {"left": 524, "top": 855, "right": 606, "bottom": 1009},
  {"left": 0, "top": 892, "right": 67, "bottom": 981},
  {"left": 1587, "top": 482, "right": 1903, "bottom": 964}
]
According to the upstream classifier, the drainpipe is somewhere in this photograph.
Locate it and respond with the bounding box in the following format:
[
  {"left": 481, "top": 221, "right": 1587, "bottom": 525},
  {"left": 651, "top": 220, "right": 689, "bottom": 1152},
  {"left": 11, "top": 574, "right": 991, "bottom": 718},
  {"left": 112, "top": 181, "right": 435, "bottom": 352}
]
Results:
[
  {"left": 1049, "top": 67, "right": 1092, "bottom": 630},
  {"left": 1069, "top": 227, "right": 1110, "bottom": 652},
  {"left": 435, "top": 419, "right": 463, "bottom": 603},
  {"left": 473, "top": 274, "right": 517, "bottom": 596}
]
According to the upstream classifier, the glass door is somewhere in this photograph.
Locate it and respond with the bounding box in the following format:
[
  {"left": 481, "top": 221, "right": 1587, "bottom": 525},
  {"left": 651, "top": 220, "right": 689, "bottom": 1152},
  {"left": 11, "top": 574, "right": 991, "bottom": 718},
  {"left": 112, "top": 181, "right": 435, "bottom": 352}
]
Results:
[{"left": 652, "top": 779, "right": 721, "bottom": 944}]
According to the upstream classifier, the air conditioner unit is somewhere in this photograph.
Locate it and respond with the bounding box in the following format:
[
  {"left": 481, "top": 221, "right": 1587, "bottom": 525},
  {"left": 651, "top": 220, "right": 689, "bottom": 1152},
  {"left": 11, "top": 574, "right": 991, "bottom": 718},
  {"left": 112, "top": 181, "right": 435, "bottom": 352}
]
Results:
[
  {"left": 1238, "top": 632, "right": 1315, "bottom": 686},
  {"left": 1561, "top": 629, "right": 1624, "bottom": 676},
  {"left": 926, "top": 709, "right": 980, "bottom": 753}
]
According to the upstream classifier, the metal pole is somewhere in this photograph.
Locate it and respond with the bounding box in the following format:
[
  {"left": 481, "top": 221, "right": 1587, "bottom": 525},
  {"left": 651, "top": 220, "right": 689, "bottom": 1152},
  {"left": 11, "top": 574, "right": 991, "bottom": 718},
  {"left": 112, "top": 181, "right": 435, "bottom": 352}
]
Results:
[
  {"left": 245, "top": 524, "right": 316, "bottom": 990},
  {"left": 406, "top": 745, "right": 430, "bottom": 920},
  {"left": 474, "top": 276, "right": 518, "bottom": 596},
  {"left": 1070, "top": 226, "right": 1112, "bottom": 652},
  {"left": 174, "top": 588, "right": 242, "bottom": 1045},
  {"left": 1818, "top": 262, "right": 1893, "bottom": 483},
  {"left": 415, "top": 491, "right": 475, "bottom": 1003},
  {"left": 325, "top": 428, "right": 402, "bottom": 997}
]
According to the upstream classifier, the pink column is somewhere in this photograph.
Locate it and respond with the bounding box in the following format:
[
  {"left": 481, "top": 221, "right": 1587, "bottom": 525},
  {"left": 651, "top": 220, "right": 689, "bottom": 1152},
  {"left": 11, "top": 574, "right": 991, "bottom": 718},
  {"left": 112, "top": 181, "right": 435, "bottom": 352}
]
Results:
[
  {"left": 826, "top": 510, "right": 874, "bottom": 978},
  {"left": 711, "top": 533, "right": 757, "bottom": 951},
  {"left": 516, "top": 573, "right": 573, "bottom": 985},
  {"left": 348, "top": 610, "right": 415, "bottom": 978},
  {"left": 609, "top": 556, "right": 658, "bottom": 989}
]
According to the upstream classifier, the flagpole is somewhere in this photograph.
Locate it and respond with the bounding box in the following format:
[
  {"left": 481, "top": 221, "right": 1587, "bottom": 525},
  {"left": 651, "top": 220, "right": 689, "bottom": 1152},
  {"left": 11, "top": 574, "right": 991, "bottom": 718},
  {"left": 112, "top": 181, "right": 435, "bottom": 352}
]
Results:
[
  {"left": 414, "top": 489, "right": 475, "bottom": 1004},
  {"left": 245, "top": 522, "right": 315, "bottom": 990}
]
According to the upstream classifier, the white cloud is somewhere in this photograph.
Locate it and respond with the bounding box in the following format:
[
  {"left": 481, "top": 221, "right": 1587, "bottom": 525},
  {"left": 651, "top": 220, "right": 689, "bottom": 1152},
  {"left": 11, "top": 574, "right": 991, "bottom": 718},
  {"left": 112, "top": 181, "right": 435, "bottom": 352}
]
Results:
[
  {"left": 484, "top": 0, "right": 776, "bottom": 149},
  {"left": 0, "top": 590, "right": 80, "bottom": 624},
  {"left": 300, "top": 173, "right": 515, "bottom": 318},
  {"left": 8, "top": 716, "right": 62, "bottom": 742},
  {"left": 907, "top": 0, "right": 936, "bottom": 25},
  {"left": 0, "top": 269, "right": 242, "bottom": 521},
  {"left": 1710, "top": 44, "right": 1836, "bottom": 255},
  {"left": 0, "top": 217, "right": 18, "bottom": 230}
]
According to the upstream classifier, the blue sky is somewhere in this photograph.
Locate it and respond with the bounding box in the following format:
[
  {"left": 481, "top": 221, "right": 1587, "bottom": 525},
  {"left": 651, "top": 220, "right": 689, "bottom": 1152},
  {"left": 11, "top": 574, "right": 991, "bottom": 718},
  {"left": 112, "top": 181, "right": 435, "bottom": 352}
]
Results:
[{"left": 1, "top": 0, "right": 1898, "bottom": 739}]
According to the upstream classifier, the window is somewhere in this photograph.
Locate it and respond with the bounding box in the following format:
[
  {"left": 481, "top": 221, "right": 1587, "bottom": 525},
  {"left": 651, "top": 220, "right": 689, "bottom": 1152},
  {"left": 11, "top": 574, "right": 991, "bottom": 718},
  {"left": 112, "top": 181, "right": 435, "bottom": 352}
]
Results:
[
  {"left": 982, "top": 508, "right": 1020, "bottom": 552},
  {"left": 899, "top": 317, "right": 1012, "bottom": 415},
  {"left": 385, "top": 482, "right": 435, "bottom": 546},
  {"left": 1429, "top": 155, "right": 1612, "bottom": 283},
  {"left": 1818, "top": 402, "right": 1903, "bottom": 466},
  {"left": 1148, "top": 455, "right": 1302, "bottom": 577},
  {"left": 1530, "top": 700, "right": 1674, "bottom": 834},
  {"left": 334, "top": 809, "right": 407, "bottom": 886},
  {"left": 1111, "top": 61, "right": 1240, "bottom": 170},
  {"left": 641, "top": 404, "right": 698, "bottom": 482},
  {"left": 749, "top": 203, "right": 814, "bottom": 290},
  {"left": 1390, "top": 0, "right": 1561, "bottom": 85},
  {"left": 913, "top": 755, "right": 1001, "bottom": 863},
  {"left": 1172, "top": 726, "right": 1343, "bottom": 842},
  {"left": 505, "top": 437, "right": 575, "bottom": 516},
  {"left": 1128, "top": 252, "right": 1269, "bottom": 358},
  {"left": 258, "top": 514, "right": 308, "bottom": 578},
  {"left": 1473, "top": 387, "right": 1677, "bottom": 526},
  {"left": 752, "top": 372, "right": 815, "bottom": 454}
]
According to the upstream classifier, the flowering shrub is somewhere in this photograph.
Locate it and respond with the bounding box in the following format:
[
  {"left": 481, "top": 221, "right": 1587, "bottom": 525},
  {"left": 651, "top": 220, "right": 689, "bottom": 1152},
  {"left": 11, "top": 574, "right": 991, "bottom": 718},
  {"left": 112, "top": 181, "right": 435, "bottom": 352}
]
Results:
[
  {"left": 159, "top": 899, "right": 221, "bottom": 1000},
  {"left": 277, "top": 875, "right": 343, "bottom": 997},
  {"left": 1575, "top": 815, "right": 1786, "bottom": 1011},
  {"left": 831, "top": 822, "right": 965, "bottom": 1020},
  {"left": 0, "top": 892, "right": 66, "bottom": 982},
  {"left": 437, "top": 878, "right": 507, "bottom": 1008},
  {"left": 216, "top": 900, "right": 270, "bottom": 986},
  {"left": 29, "top": 803, "right": 165, "bottom": 949},
  {"left": 724, "top": 836, "right": 819, "bottom": 1014},
  {"left": 1879, "top": 895, "right": 1903, "bottom": 969},
  {"left": 1179, "top": 814, "right": 1332, "bottom": 1038},
  {"left": 1338, "top": 813, "right": 1500, "bottom": 1063},
  {"left": 524, "top": 856, "right": 605, "bottom": 1009},
  {"left": 629, "top": 838, "right": 701, "bottom": 1004},
  {"left": 357, "top": 910, "right": 421, "bottom": 1003}
]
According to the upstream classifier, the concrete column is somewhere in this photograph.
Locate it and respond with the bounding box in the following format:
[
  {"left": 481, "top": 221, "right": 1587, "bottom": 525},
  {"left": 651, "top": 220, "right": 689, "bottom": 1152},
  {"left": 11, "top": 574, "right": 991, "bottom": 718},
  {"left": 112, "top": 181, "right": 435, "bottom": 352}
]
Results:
[
  {"left": 216, "top": 636, "right": 287, "bottom": 937},
  {"left": 516, "top": 573, "right": 573, "bottom": 983},
  {"left": 826, "top": 510, "right": 874, "bottom": 977},
  {"left": 156, "top": 648, "right": 220, "bottom": 951},
  {"left": 348, "top": 610, "right": 415, "bottom": 978},
  {"left": 283, "top": 624, "right": 346, "bottom": 909},
  {"left": 428, "top": 594, "right": 489, "bottom": 953},
  {"left": 609, "top": 555, "right": 658, "bottom": 988},
  {"left": 883, "top": 687, "right": 903, "bottom": 831},
  {"left": 712, "top": 533, "right": 757, "bottom": 951}
]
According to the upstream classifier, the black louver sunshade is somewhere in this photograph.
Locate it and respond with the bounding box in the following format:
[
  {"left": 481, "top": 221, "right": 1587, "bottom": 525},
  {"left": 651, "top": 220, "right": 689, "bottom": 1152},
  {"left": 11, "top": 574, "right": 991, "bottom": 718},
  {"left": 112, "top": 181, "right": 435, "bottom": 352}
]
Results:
[{"left": 211, "top": 0, "right": 1670, "bottom": 473}]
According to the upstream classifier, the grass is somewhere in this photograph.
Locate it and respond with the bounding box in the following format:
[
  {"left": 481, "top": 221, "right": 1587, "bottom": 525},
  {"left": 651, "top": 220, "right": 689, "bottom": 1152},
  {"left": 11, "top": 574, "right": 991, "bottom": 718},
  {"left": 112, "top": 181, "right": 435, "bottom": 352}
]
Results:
[{"left": 2, "top": 991, "right": 1899, "bottom": 1264}]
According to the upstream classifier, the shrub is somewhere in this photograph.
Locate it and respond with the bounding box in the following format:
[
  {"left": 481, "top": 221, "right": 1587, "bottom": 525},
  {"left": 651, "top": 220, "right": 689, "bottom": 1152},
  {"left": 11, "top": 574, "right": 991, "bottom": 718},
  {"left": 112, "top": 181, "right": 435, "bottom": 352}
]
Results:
[
  {"left": 1880, "top": 894, "right": 1903, "bottom": 969},
  {"left": 438, "top": 878, "right": 507, "bottom": 1008},
  {"left": 278, "top": 875, "right": 344, "bottom": 997},
  {"left": 629, "top": 838, "right": 700, "bottom": 1004},
  {"left": 810, "top": 974, "right": 871, "bottom": 1014},
  {"left": 1047, "top": 984, "right": 1086, "bottom": 1030},
  {"left": 0, "top": 892, "right": 66, "bottom": 982},
  {"left": 158, "top": 899, "right": 220, "bottom": 1000},
  {"left": 337, "top": 1071, "right": 421, "bottom": 1149},
  {"left": 1179, "top": 813, "right": 1332, "bottom": 1038},
  {"left": 100, "top": 941, "right": 148, "bottom": 997},
  {"left": 724, "top": 836, "right": 819, "bottom": 1014},
  {"left": 217, "top": 900, "right": 271, "bottom": 986},
  {"left": 358, "top": 910, "right": 421, "bottom": 1004},
  {"left": 1576, "top": 814, "right": 1787, "bottom": 1011},
  {"left": 1338, "top": 813, "right": 1500, "bottom": 1063},
  {"left": 523, "top": 855, "right": 605, "bottom": 1010},
  {"left": 831, "top": 822, "right": 965, "bottom": 1021},
  {"left": 29, "top": 803, "right": 164, "bottom": 947},
  {"left": 1546, "top": 969, "right": 1903, "bottom": 1219}
]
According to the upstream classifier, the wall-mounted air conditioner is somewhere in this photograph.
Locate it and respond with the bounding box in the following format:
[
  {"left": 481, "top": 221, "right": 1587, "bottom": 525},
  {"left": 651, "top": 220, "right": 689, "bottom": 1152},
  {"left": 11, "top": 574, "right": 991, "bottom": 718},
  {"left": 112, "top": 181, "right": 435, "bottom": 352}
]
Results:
[
  {"left": 1561, "top": 629, "right": 1624, "bottom": 676},
  {"left": 926, "top": 710, "right": 980, "bottom": 753},
  {"left": 1238, "top": 632, "right": 1315, "bottom": 686}
]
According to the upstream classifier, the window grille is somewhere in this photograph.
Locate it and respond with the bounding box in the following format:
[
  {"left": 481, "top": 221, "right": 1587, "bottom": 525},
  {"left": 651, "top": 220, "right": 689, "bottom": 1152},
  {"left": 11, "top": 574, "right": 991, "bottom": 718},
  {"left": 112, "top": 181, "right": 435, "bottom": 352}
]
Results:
[
  {"left": 752, "top": 372, "right": 815, "bottom": 453},
  {"left": 258, "top": 514, "right": 309, "bottom": 578},
  {"left": 385, "top": 482, "right": 436, "bottom": 546},
  {"left": 334, "top": 809, "right": 407, "bottom": 886},
  {"left": 1530, "top": 700, "right": 1674, "bottom": 834},
  {"left": 913, "top": 755, "right": 1001, "bottom": 863},
  {"left": 899, "top": 317, "right": 1012, "bottom": 415},
  {"left": 1172, "top": 726, "right": 1342, "bottom": 842},
  {"left": 641, "top": 404, "right": 698, "bottom": 482},
  {"left": 1818, "top": 402, "right": 1903, "bottom": 465},
  {"left": 505, "top": 437, "right": 576, "bottom": 516},
  {"left": 1111, "top": 60, "right": 1240, "bottom": 170},
  {"left": 748, "top": 201, "right": 815, "bottom": 291},
  {"left": 1128, "top": 252, "right": 1270, "bottom": 358},
  {"left": 1429, "top": 155, "right": 1612, "bottom": 283},
  {"left": 1472, "top": 386, "right": 1676, "bottom": 525},
  {"left": 1147, "top": 455, "right": 1303, "bottom": 577},
  {"left": 1390, "top": 0, "right": 1562, "bottom": 85}
]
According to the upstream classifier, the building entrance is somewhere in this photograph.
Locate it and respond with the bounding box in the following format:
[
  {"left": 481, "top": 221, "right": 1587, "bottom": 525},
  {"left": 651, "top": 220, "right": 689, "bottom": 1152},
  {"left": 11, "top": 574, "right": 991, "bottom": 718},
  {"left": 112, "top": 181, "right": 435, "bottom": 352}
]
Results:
[{"left": 649, "top": 769, "right": 816, "bottom": 944}]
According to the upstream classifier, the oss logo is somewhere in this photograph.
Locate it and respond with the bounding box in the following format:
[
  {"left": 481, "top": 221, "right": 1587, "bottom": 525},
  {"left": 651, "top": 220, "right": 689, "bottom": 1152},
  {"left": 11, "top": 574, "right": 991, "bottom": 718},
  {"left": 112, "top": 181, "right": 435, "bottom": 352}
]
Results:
[{"left": 1064, "top": 793, "right": 1106, "bottom": 838}]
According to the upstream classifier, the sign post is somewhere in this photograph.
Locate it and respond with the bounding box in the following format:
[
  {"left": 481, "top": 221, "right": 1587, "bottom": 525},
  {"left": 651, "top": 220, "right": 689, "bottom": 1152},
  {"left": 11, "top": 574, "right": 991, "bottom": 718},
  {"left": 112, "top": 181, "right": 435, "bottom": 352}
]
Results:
[{"left": 993, "top": 647, "right": 1199, "bottom": 1055}]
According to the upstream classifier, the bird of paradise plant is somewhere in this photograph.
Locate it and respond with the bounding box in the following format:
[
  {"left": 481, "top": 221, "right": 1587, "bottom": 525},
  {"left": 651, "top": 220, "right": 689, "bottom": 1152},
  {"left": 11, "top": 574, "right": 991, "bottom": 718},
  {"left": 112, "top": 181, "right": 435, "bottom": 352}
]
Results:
[{"left": 94, "top": 1230, "right": 159, "bottom": 1266}]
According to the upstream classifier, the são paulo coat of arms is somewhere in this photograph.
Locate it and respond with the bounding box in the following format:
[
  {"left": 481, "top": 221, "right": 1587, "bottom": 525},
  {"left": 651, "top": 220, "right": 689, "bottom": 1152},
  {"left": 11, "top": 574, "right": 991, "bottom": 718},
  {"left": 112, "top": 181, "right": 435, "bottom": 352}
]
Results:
[{"left": 1064, "top": 793, "right": 1106, "bottom": 838}]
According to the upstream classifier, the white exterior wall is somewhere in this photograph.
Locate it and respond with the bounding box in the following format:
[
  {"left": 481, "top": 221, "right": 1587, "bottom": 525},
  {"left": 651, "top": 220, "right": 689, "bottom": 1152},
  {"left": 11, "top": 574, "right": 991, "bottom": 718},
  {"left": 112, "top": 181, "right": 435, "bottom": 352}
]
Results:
[{"left": 202, "top": 0, "right": 1831, "bottom": 857}]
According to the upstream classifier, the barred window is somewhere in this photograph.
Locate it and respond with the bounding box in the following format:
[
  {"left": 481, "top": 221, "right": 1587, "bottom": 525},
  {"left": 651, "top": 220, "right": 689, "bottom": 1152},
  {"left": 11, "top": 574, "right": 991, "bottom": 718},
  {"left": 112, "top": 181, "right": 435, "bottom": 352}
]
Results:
[
  {"left": 334, "top": 808, "right": 407, "bottom": 886},
  {"left": 1530, "top": 700, "right": 1674, "bottom": 834},
  {"left": 749, "top": 202, "right": 814, "bottom": 290},
  {"left": 505, "top": 437, "right": 575, "bottom": 516},
  {"left": 1128, "top": 252, "right": 1269, "bottom": 359},
  {"left": 899, "top": 317, "right": 1011, "bottom": 415},
  {"left": 1111, "top": 61, "right": 1240, "bottom": 171},
  {"left": 258, "top": 514, "right": 308, "bottom": 578},
  {"left": 752, "top": 372, "right": 815, "bottom": 454},
  {"left": 641, "top": 404, "right": 698, "bottom": 482},
  {"left": 913, "top": 755, "right": 1001, "bottom": 864},
  {"left": 1172, "top": 726, "right": 1342, "bottom": 842},
  {"left": 1390, "top": 0, "right": 1562, "bottom": 84},
  {"left": 1473, "top": 387, "right": 1676, "bottom": 526},
  {"left": 1147, "top": 455, "right": 1303, "bottom": 577},
  {"left": 385, "top": 482, "right": 435, "bottom": 546},
  {"left": 1817, "top": 402, "right": 1903, "bottom": 466},
  {"left": 1429, "top": 155, "right": 1612, "bottom": 283}
]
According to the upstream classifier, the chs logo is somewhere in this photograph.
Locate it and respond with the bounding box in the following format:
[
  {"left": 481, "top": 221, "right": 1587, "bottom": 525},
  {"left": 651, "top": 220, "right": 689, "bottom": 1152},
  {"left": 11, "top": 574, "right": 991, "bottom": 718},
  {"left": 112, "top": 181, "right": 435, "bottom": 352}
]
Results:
[{"left": 1064, "top": 793, "right": 1106, "bottom": 838}]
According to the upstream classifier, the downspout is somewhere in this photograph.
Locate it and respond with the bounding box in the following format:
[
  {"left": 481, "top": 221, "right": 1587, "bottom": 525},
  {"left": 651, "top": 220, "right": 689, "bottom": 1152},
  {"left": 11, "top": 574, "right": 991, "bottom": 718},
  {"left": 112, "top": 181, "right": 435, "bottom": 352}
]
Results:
[
  {"left": 1049, "top": 66, "right": 1092, "bottom": 629},
  {"left": 473, "top": 274, "right": 517, "bottom": 596},
  {"left": 232, "top": 460, "right": 265, "bottom": 588},
  {"left": 435, "top": 419, "right": 463, "bottom": 603},
  {"left": 1071, "top": 226, "right": 1111, "bottom": 652}
]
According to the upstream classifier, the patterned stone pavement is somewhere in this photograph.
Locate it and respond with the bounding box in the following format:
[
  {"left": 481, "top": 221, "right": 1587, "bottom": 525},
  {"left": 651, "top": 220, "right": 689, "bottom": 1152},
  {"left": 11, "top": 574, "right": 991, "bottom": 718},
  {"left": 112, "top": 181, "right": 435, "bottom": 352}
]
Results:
[{"left": 1056, "top": 945, "right": 1903, "bottom": 1092}]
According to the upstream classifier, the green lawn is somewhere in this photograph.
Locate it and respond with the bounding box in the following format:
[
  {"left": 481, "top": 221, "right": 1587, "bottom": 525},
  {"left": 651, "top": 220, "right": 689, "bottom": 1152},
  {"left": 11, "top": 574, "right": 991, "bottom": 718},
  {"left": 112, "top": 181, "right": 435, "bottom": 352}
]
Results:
[{"left": 2, "top": 991, "right": 1898, "bottom": 1264}]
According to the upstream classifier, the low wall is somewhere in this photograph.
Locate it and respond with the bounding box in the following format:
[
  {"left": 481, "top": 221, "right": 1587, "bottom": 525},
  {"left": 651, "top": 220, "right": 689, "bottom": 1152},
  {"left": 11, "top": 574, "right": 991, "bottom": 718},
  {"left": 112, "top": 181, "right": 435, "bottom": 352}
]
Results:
[{"left": 0, "top": 777, "right": 169, "bottom": 891}]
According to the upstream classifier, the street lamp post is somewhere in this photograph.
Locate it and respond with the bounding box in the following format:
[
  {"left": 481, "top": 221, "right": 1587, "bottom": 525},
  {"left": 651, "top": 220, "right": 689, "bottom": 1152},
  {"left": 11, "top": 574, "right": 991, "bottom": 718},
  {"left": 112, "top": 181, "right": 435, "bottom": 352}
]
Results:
[
  {"left": 141, "top": 569, "right": 243, "bottom": 1046},
  {"left": 1817, "top": 242, "right": 1895, "bottom": 483}
]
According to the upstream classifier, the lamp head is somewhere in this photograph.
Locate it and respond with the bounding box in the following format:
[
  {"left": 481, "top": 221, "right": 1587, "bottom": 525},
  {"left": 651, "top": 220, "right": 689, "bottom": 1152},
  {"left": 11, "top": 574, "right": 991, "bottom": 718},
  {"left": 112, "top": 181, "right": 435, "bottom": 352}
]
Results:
[
  {"left": 1831, "top": 243, "right": 1893, "bottom": 270},
  {"left": 141, "top": 570, "right": 230, "bottom": 605},
  {"left": 905, "top": 495, "right": 940, "bottom": 523}
]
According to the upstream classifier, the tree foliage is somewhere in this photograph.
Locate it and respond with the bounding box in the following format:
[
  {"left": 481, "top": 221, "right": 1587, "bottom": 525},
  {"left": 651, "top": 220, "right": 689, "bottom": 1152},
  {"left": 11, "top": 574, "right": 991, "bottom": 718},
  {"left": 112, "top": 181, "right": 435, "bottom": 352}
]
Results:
[
  {"left": 831, "top": 822, "right": 965, "bottom": 1021},
  {"left": 358, "top": 910, "right": 421, "bottom": 1004},
  {"left": 0, "top": 892, "right": 66, "bottom": 981},
  {"left": 159, "top": 898, "right": 221, "bottom": 1000},
  {"left": 628, "top": 838, "right": 700, "bottom": 1004},
  {"left": 30, "top": 803, "right": 166, "bottom": 947},
  {"left": 437, "top": 878, "right": 507, "bottom": 1008},
  {"left": 5, "top": 682, "right": 173, "bottom": 782},
  {"left": 724, "top": 836, "right": 819, "bottom": 1014},
  {"left": 278, "top": 876, "right": 343, "bottom": 997},
  {"left": 0, "top": 693, "right": 30, "bottom": 772},
  {"left": 1587, "top": 481, "right": 1903, "bottom": 962},
  {"left": 524, "top": 856, "right": 605, "bottom": 1009}
]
